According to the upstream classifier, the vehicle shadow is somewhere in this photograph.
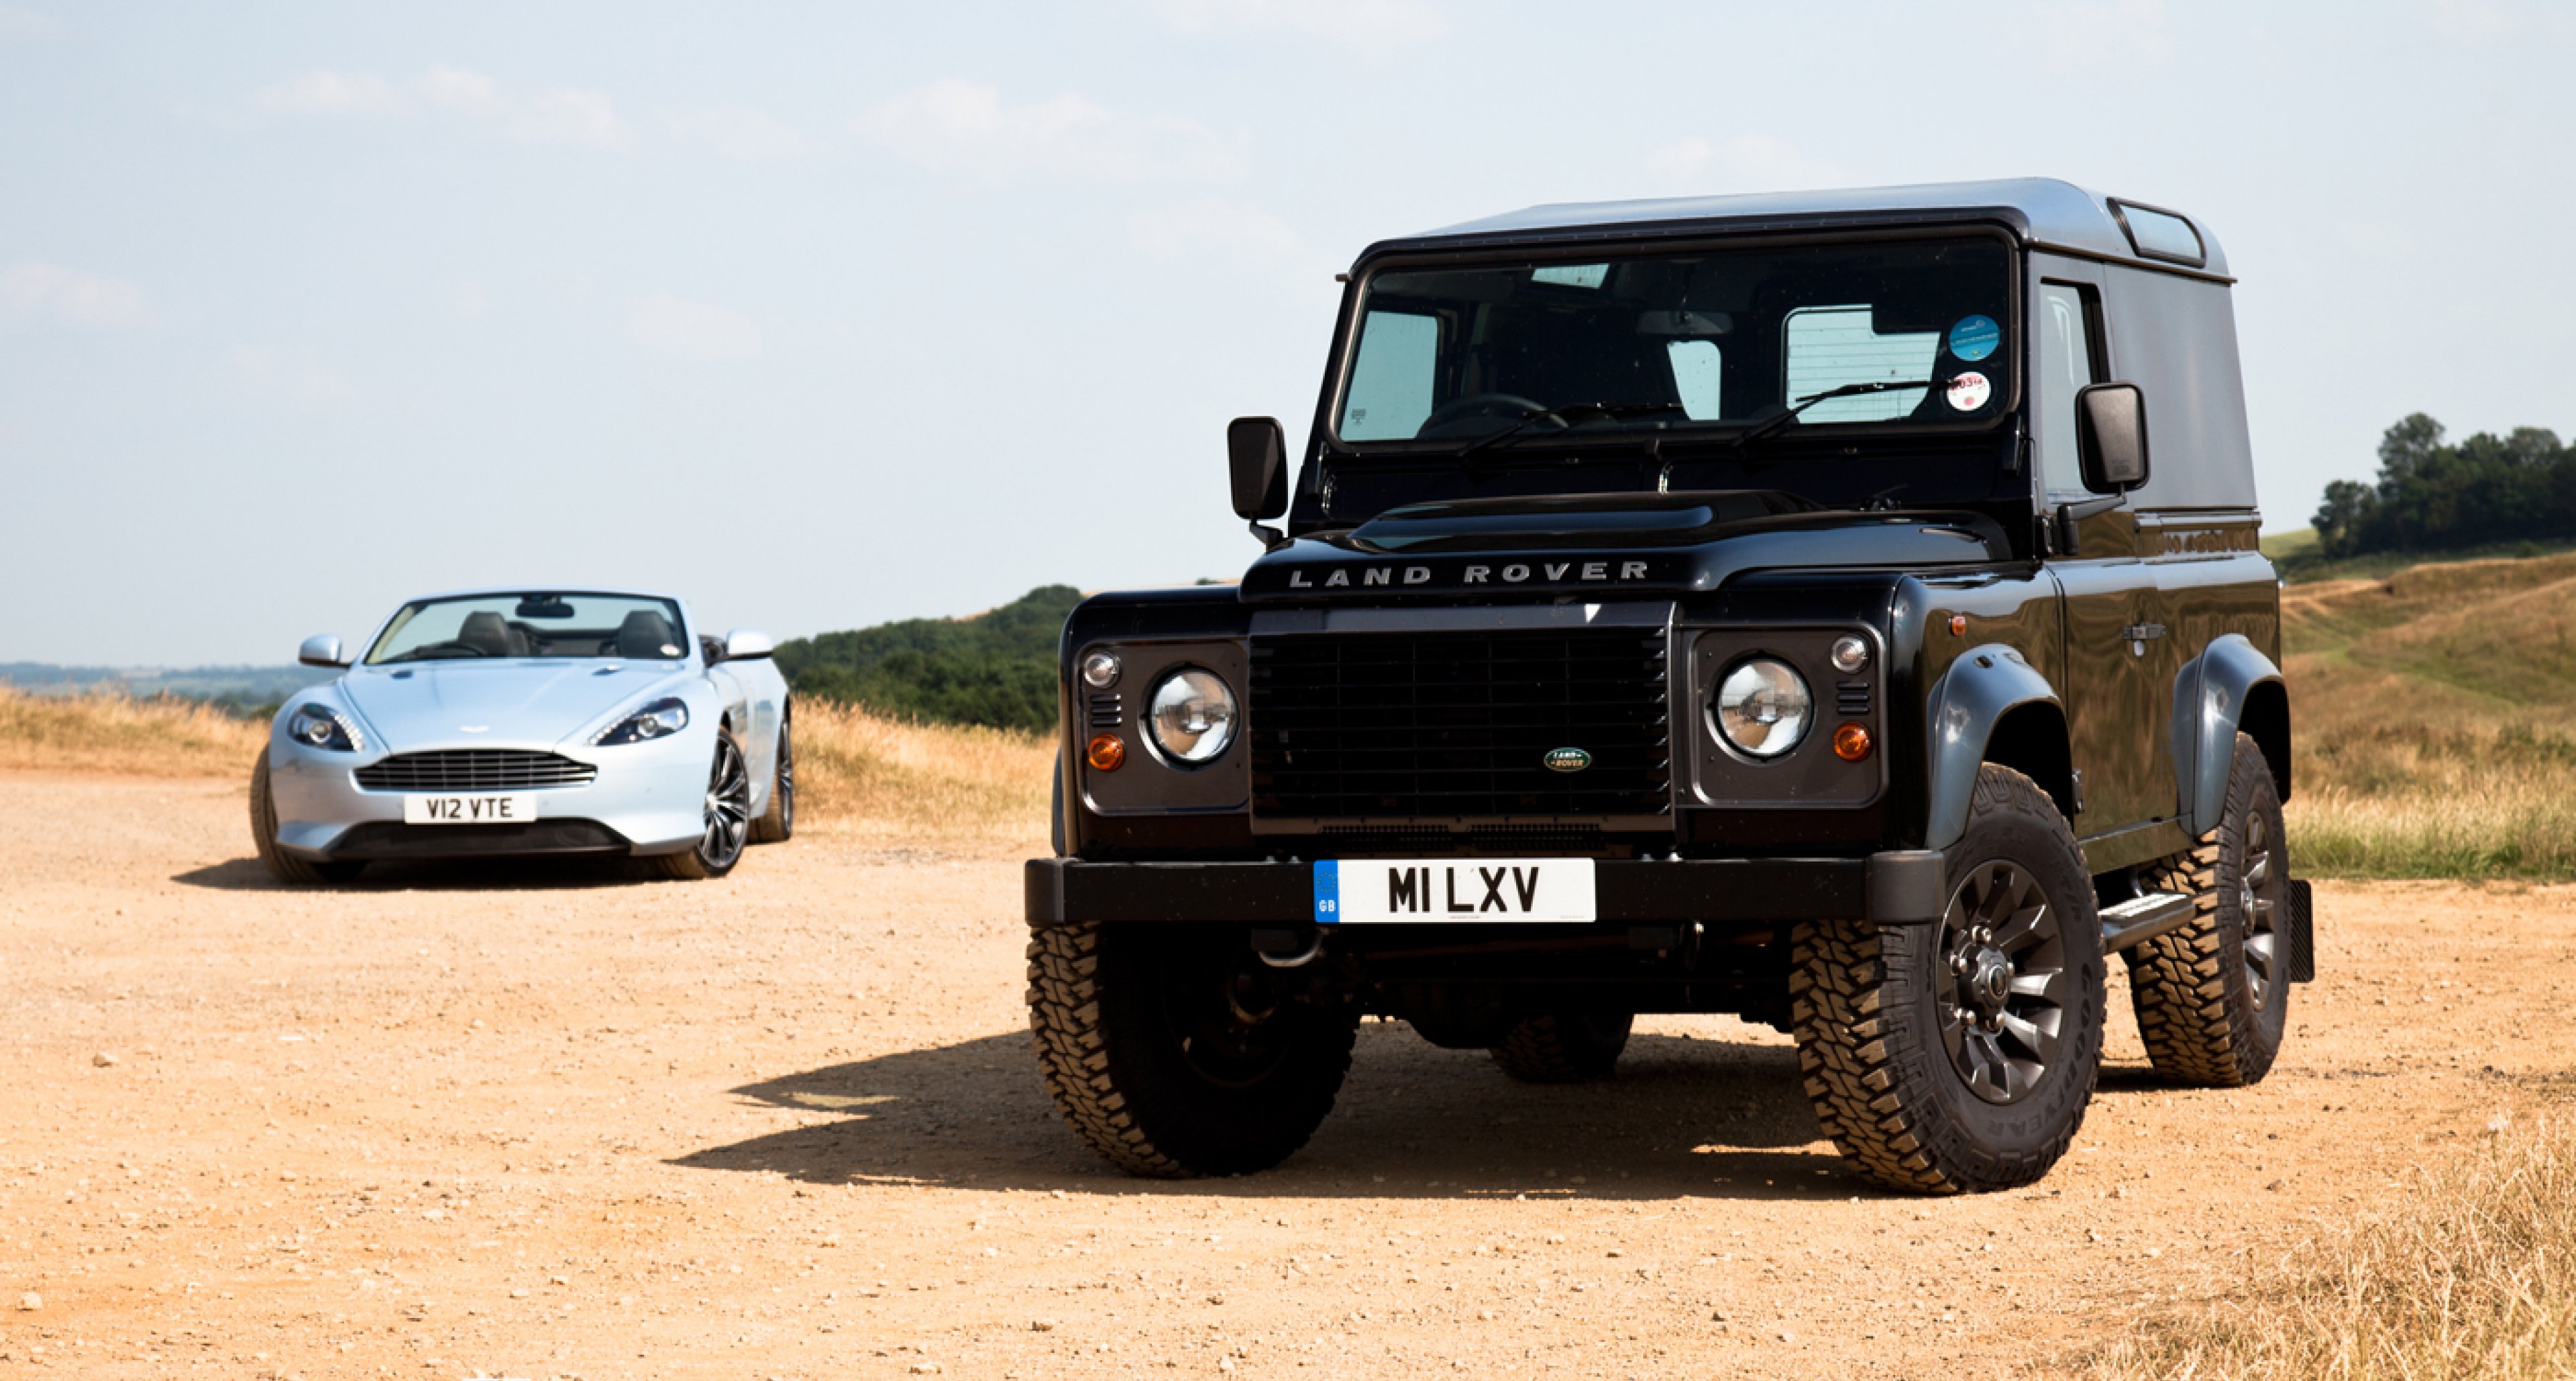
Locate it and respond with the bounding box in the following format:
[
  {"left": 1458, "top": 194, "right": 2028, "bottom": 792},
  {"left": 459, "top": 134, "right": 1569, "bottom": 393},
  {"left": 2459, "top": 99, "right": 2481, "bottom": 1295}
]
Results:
[
  {"left": 172, "top": 854, "right": 664, "bottom": 892},
  {"left": 673, "top": 1023, "right": 1888, "bottom": 1203}
]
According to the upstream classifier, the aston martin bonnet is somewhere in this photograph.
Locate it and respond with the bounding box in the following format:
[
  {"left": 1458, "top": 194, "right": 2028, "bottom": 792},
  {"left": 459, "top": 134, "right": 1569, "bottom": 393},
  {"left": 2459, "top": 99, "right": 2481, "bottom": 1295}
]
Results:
[{"left": 250, "top": 589, "right": 794, "bottom": 883}]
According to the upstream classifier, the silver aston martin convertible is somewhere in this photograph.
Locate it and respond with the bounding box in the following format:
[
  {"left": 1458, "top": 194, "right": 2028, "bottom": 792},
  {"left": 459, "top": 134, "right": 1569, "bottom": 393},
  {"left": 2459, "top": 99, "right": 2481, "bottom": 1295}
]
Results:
[{"left": 250, "top": 588, "right": 793, "bottom": 883}]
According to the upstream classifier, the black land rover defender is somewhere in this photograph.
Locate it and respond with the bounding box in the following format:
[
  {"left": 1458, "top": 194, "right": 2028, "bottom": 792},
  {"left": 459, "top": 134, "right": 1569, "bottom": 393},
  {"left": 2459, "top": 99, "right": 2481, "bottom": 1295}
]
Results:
[{"left": 1025, "top": 179, "right": 2313, "bottom": 1194}]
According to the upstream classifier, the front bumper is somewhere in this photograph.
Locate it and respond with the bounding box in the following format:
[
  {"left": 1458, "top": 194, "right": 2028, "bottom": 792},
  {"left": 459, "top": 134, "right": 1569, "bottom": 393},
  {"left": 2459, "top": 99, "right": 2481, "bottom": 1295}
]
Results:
[
  {"left": 265, "top": 735, "right": 711, "bottom": 860},
  {"left": 1025, "top": 852, "right": 1946, "bottom": 927}
]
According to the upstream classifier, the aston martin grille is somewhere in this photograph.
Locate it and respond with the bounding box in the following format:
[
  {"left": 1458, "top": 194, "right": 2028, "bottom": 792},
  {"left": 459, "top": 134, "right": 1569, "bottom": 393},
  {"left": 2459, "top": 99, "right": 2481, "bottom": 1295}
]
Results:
[{"left": 355, "top": 750, "right": 598, "bottom": 792}]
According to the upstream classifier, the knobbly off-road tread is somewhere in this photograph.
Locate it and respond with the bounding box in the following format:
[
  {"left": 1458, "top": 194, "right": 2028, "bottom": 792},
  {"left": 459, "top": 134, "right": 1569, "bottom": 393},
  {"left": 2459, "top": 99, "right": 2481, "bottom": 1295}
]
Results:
[
  {"left": 1792, "top": 764, "right": 2094, "bottom": 1194},
  {"left": 1489, "top": 1012, "right": 1631, "bottom": 1084},
  {"left": 2130, "top": 733, "right": 2280, "bottom": 1088},
  {"left": 1025, "top": 922, "right": 1190, "bottom": 1177}
]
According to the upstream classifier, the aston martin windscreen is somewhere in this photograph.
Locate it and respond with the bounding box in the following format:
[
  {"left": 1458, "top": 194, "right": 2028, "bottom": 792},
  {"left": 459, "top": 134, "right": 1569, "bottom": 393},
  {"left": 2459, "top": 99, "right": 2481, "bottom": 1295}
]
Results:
[{"left": 366, "top": 593, "right": 691, "bottom": 664}]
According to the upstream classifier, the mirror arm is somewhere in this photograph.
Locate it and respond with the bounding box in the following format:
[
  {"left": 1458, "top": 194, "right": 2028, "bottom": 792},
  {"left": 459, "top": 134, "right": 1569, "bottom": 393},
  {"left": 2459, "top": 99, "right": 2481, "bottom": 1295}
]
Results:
[
  {"left": 2052, "top": 494, "right": 2126, "bottom": 557},
  {"left": 1248, "top": 518, "right": 1289, "bottom": 550}
]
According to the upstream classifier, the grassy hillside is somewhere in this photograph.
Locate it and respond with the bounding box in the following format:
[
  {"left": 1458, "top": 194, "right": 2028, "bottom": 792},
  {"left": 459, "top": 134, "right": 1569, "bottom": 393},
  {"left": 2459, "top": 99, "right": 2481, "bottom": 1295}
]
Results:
[
  {"left": 773, "top": 585, "right": 1081, "bottom": 733},
  {"left": 2283, "top": 549, "right": 2576, "bottom": 878},
  {"left": 0, "top": 687, "right": 269, "bottom": 776}
]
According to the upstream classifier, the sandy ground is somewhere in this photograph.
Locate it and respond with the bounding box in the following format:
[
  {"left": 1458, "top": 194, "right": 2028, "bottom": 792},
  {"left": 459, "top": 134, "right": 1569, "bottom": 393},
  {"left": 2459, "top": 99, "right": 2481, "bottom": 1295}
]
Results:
[{"left": 3, "top": 773, "right": 2573, "bottom": 1380}]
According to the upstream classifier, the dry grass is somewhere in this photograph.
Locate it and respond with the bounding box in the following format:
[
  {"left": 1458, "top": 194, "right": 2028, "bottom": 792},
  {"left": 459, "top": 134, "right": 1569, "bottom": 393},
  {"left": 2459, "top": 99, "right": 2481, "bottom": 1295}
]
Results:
[
  {"left": 789, "top": 699, "right": 1051, "bottom": 843},
  {"left": 2086, "top": 1112, "right": 2576, "bottom": 1380},
  {"left": 2284, "top": 554, "right": 2576, "bottom": 879},
  {"left": 0, "top": 688, "right": 1052, "bottom": 843},
  {"left": 0, "top": 686, "right": 267, "bottom": 778}
]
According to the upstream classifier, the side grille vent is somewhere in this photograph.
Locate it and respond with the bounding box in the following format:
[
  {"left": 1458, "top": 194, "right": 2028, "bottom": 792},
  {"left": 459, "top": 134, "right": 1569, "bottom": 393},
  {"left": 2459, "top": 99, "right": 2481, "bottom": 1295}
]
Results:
[
  {"left": 1835, "top": 678, "right": 1873, "bottom": 718},
  {"left": 1087, "top": 693, "right": 1122, "bottom": 731},
  {"left": 356, "top": 750, "right": 598, "bottom": 792},
  {"left": 1250, "top": 628, "right": 1671, "bottom": 820}
]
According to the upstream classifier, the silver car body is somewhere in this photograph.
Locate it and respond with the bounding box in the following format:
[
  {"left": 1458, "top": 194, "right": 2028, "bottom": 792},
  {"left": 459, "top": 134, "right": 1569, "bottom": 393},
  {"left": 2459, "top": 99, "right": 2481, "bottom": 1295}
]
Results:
[{"left": 266, "top": 587, "right": 788, "bottom": 864}]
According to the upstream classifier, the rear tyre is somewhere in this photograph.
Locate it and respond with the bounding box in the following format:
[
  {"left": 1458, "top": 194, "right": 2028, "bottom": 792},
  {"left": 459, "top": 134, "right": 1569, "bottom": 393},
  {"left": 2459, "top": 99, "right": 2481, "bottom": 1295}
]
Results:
[
  {"left": 249, "top": 749, "right": 362, "bottom": 885},
  {"left": 1489, "top": 1011, "right": 1633, "bottom": 1083},
  {"left": 2129, "top": 732, "right": 2291, "bottom": 1087},
  {"left": 1792, "top": 764, "right": 2104, "bottom": 1193},
  {"left": 1028, "top": 922, "right": 1357, "bottom": 1177},
  {"left": 657, "top": 735, "right": 753, "bottom": 880},
  {"left": 750, "top": 713, "right": 795, "bottom": 844}
]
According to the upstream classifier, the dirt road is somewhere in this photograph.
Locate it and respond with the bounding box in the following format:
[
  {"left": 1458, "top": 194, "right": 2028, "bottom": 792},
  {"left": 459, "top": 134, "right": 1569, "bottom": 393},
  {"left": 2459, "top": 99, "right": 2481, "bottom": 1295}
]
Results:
[{"left": 3, "top": 774, "right": 2569, "bottom": 1378}]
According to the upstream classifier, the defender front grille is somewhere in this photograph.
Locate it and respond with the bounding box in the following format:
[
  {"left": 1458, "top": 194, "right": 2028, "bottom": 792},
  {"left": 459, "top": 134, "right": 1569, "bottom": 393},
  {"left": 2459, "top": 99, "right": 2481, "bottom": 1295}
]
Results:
[
  {"left": 1250, "top": 629, "right": 1671, "bottom": 819},
  {"left": 355, "top": 750, "right": 598, "bottom": 792}
]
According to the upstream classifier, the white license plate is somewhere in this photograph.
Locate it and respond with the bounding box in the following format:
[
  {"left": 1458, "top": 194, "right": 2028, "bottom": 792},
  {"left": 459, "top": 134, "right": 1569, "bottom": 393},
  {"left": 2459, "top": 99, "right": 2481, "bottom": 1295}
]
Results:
[
  {"left": 1314, "top": 858, "right": 1596, "bottom": 924},
  {"left": 402, "top": 793, "right": 539, "bottom": 825}
]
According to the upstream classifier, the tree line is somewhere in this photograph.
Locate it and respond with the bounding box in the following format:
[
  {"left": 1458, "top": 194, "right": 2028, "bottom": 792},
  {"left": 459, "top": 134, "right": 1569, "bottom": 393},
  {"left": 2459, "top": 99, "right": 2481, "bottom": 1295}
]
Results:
[
  {"left": 771, "top": 585, "right": 1081, "bottom": 733},
  {"left": 2313, "top": 413, "right": 2576, "bottom": 558}
]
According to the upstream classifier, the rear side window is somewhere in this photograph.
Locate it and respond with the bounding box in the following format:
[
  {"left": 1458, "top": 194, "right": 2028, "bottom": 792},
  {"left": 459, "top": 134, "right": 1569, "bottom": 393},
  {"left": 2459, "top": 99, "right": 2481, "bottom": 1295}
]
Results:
[
  {"left": 1339, "top": 309, "right": 1438, "bottom": 440},
  {"left": 1782, "top": 305, "right": 1938, "bottom": 422},
  {"left": 2109, "top": 200, "right": 2206, "bottom": 267},
  {"left": 2035, "top": 281, "right": 2103, "bottom": 493}
]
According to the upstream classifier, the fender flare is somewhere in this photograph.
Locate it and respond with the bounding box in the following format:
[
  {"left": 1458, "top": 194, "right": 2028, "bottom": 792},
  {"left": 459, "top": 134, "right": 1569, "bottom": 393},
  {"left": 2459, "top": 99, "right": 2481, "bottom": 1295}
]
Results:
[
  {"left": 1923, "top": 643, "right": 2063, "bottom": 853},
  {"left": 2170, "top": 633, "right": 2287, "bottom": 837}
]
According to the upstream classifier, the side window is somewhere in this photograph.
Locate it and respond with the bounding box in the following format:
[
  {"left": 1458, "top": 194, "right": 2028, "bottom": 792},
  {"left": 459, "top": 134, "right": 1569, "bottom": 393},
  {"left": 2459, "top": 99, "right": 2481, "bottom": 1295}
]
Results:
[
  {"left": 1339, "top": 310, "right": 1438, "bottom": 441},
  {"left": 2035, "top": 282, "right": 2102, "bottom": 494},
  {"left": 1782, "top": 305, "right": 1938, "bottom": 421},
  {"left": 1666, "top": 340, "right": 1723, "bottom": 419}
]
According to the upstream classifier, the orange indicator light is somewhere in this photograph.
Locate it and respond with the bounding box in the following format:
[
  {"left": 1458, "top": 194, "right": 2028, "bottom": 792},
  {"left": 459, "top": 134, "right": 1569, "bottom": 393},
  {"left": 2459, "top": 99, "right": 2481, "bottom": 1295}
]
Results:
[
  {"left": 1833, "top": 723, "right": 1874, "bottom": 762},
  {"left": 1085, "top": 733, "right": 1127, "bottom": 772},
  {"left": 1947, "top": 614, "right": 1968, "bottom": 637}
]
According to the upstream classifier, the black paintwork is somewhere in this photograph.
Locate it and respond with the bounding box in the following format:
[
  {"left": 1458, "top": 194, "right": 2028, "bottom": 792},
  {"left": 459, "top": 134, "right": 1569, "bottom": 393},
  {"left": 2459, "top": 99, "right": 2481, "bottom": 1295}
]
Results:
[{"left": 1034, "top": 183, "right": 2288, "bottom": 1021}]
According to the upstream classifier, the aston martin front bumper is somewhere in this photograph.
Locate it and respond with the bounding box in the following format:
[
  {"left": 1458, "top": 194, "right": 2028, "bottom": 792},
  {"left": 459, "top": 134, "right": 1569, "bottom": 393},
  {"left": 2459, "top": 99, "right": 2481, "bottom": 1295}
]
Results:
[{"left": 264, "top": 733, "right": 710, "bottom": 861}]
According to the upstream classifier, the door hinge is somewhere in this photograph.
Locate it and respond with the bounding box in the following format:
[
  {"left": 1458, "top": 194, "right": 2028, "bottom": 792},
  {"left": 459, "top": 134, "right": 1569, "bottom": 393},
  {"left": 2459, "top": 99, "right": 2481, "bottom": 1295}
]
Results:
[{"left": 2070, "top": 769, "right": 2086, "bottom": 815}]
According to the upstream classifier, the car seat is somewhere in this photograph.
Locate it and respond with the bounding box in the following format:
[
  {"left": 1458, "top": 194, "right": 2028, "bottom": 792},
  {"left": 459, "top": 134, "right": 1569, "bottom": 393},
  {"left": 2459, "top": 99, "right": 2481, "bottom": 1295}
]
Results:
[
  {"left": 616, "top": 610, "right": 680, "bottom": 660},
  {"left": 457, "top": 611, "right": 519, "bottom": 658}
]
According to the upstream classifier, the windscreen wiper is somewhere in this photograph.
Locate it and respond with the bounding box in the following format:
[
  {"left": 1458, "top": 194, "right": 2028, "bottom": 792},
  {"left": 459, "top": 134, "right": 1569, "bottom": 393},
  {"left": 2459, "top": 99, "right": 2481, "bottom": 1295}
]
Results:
[
  {"left": 1736, "top": 379, "right": 1936, "bottom": 450},
  {"left": 1458, "top": 401, "right": 1688, "bottom": 461}
]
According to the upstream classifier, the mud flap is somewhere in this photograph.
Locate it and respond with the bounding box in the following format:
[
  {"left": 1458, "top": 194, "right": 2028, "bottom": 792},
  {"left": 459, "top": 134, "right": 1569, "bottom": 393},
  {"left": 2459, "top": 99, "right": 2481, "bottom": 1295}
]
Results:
[{"left": 2286, "top": 878, "right": 2316, "bottom": 983}]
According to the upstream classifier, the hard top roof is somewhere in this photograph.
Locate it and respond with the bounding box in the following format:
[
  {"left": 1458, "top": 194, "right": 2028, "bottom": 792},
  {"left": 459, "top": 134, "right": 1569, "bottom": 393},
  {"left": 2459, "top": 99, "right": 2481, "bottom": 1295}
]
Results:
[{"left": 1369, "top": 177, "right": 2228, "bottom": 279}]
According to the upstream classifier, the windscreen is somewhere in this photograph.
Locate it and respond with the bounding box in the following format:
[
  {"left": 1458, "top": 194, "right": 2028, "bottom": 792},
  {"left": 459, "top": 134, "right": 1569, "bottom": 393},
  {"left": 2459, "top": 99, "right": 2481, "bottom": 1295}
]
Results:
[
  {"left": 1334, "top": 238, "right": 2012, "bottom": 446},
  {"left": 365, "top": 593, "right": 690, "bottom": 664}
]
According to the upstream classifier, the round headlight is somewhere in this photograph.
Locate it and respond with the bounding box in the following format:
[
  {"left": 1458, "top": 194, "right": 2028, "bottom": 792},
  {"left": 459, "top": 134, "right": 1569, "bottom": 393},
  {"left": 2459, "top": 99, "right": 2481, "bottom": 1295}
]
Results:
[
  {"left": 1146, "top": 669, "right": 1238, "bottom": 765},
  {"left": 1714, "top": 658, "right": 1812, "bottom": 759}
]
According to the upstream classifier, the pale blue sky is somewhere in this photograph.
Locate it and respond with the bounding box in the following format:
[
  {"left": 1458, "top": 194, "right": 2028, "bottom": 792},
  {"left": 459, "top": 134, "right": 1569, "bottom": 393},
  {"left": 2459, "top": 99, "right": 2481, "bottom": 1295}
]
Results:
[{"left": 4, "top": 1, "right": 2570, "bottom": 664}]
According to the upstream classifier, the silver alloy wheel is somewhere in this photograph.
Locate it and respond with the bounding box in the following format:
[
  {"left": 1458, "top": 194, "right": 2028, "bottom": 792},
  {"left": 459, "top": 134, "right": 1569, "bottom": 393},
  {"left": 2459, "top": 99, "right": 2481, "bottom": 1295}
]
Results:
[
  {"left": 2240, "top": 809, "right": 2279, "bottom": 1009},
  {"left": 1933, "top": 860, "right": 2074, "bottom": 1105},
  {"left": 699, "top": 736, "right": 752, "bottom": 868}
]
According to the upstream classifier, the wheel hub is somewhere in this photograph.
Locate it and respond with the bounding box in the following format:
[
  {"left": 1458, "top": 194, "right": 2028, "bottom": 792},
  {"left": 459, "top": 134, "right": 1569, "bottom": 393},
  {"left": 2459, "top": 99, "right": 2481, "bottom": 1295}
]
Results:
[
  {"left": 1933, "top": 861, "right": 2074, "bottom": 1105},
  {"left": 1968, "top": 950, "right": 2013, "bottom": 1018}
]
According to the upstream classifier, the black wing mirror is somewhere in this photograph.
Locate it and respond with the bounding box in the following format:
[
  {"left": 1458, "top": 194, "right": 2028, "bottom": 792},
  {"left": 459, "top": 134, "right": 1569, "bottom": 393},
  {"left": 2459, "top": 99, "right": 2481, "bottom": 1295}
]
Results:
[
  {"left": 1227, "top": 415, "right": 1288, "bottom": 547},
  {"left": 2076, "top": 382, "right": 2150, "bottom": 493}
]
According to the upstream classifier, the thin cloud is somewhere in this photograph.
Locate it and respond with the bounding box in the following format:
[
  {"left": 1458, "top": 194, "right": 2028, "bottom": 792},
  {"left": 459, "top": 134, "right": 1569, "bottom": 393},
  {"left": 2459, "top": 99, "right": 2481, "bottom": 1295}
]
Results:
[
  {"left": 0, "top": 3, "right": 61, "bottom": 40},
  {"left": 0, "top": 260, "right": 146, "bottom": 328},
  {"left": 1130, "top": 199, "right": 1305, "bottom": 264},
  {"left": 631, "top": 291, "right": 762, "bottom": 363},
  {"left": 1146, "top": 0, "right": 1446, "bottom": 60},
  {"left": 855, "top": 79, "right": 1244, "bottom": 185},
  {"left": 1643, "top": 134, "right": 1847, "bottom": 193},
  {"left": 254, "top": 70, "right": 405, "bottom": 115},
  {"left": 254, "top": 66, "right": 631, "bottom": 150},
  {"left": 2020, "top": 0, "right": 2171, "bottom": 64},
  {"left": 665, "top": 107, "right": 806, "bottom": 162}
]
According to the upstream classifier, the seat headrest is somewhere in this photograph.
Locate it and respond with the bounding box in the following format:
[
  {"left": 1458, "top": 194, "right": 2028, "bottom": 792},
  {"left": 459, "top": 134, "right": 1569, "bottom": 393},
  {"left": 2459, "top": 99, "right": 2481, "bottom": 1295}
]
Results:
[
  {"left": 616, "top": 610, "right": 678, "bottom": 660},
  {"left": 457, "top": 611, "right": 515, "bottom": 657}
]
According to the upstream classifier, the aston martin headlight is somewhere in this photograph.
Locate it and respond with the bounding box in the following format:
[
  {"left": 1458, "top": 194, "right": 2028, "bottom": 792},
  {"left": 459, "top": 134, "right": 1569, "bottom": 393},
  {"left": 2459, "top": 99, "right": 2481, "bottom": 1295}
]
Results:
[
  {"left": 594, "top": 697, "right": 690, "bottom": 746},
  {"left": 1714, "top": 658, "right": 1812, "bottom": 759},
  {"left": 1146, "top": 670, "right": 1237, "bottom": 765},
  {"left": 286, "top": 703, "right": 360, "bottom": 752}
]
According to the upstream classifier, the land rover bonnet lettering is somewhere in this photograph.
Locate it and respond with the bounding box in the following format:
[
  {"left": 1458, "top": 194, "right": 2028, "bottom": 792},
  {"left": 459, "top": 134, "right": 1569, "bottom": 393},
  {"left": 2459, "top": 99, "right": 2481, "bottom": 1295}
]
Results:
[{"left": 1284, "top": 560, "right": 1651, "bottom": 589}]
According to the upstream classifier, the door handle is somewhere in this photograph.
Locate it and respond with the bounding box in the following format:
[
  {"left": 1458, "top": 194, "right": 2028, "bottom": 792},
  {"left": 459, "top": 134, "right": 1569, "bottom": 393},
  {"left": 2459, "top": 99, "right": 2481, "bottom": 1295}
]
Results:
[{"left": 2120, "top": 623, "right": 2167, "bottom": 642}]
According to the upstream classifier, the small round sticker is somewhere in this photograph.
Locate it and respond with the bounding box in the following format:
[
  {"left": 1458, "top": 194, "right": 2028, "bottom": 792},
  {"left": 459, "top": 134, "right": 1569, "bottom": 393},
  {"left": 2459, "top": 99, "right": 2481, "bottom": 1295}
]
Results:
[
  {"left": 660, "top": 644, "right": 682, "bottom": 657},
  {"left": 1946, "top": 372, "right": 1992, "bottom": 411},
  {"left": 1949, "top": 314, "right": 2000, "bottom": 362}
]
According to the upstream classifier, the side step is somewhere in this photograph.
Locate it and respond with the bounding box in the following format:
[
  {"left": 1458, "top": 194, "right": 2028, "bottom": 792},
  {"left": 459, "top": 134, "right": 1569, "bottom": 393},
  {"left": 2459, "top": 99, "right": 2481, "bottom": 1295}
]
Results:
[{"left": 2100, "top": 890, "right": 2197, "bottom": 952}]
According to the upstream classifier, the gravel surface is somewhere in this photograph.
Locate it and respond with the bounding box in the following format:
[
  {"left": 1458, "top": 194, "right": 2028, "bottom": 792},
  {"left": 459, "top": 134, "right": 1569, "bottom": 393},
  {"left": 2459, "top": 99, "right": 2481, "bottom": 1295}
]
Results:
[{"left": 3, "top": 772, "right": 2569, "bottom": 1378}]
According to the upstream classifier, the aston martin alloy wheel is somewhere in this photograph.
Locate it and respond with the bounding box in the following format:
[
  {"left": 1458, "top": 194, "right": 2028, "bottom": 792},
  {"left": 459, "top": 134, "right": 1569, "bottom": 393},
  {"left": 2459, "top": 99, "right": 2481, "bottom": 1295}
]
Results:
[{"left": 659, "top": 735, "right": 753, "bottom": 880}]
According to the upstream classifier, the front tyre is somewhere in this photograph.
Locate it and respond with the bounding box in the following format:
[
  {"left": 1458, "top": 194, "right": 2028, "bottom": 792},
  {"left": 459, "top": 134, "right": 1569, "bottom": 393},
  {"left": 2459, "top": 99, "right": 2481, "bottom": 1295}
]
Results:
[
  {"left": 749, "top": 713, "right": 794, "bottom": 845},
  {"left": 2129, "top": 732, "right": 2291, "bottom": 1086},
  {"left": 657, "top": 735, "right": 753, "bottom": 880},
  {"left": 248, "top": 749, "right": 362, "bottom": 885},
  {"left": 1489, "top": 1011, "right": 1632, "bottom": 1084},
  {"left": 1792, "top": 764, "right": 2105, "bottom": 1193},
  {"left": 1027, "top": 922, "right": 1356, "bottom": 1177}
]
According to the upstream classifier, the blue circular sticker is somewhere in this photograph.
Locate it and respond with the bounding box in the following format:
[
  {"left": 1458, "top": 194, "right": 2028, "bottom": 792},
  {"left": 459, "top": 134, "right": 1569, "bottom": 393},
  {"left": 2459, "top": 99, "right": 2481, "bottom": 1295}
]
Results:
[{"left": 1949, "top": 314, "right": 2000, "bottom": 362}]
